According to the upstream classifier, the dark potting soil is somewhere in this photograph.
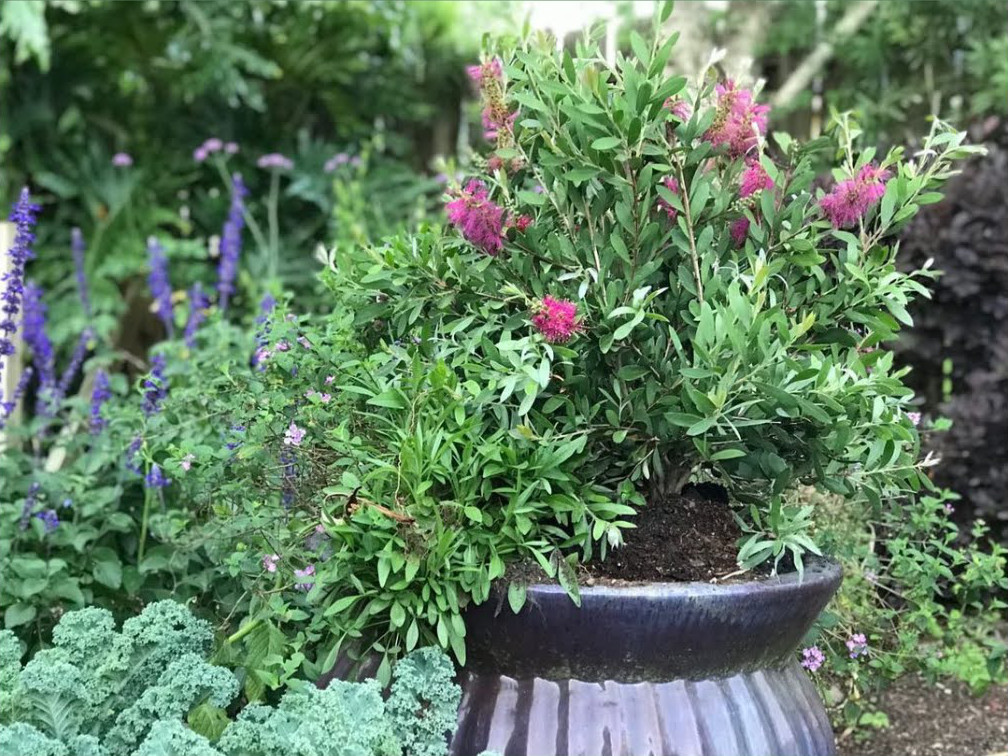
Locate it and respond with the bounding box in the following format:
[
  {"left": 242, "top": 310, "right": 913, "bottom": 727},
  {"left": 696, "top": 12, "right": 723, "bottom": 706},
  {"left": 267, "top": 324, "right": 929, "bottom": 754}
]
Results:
[
  {"left": 584, "top": 483, "right": 747, "bottom": 583},
  {"left": 836, "top": 675, "right": 1008, "bottom": 756}
]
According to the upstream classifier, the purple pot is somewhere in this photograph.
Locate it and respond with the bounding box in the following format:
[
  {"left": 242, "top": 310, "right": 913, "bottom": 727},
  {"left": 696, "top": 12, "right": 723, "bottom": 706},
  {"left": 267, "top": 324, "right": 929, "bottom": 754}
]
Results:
[{"left": 450, "top": 558, "right": 842, "bottom": 756}]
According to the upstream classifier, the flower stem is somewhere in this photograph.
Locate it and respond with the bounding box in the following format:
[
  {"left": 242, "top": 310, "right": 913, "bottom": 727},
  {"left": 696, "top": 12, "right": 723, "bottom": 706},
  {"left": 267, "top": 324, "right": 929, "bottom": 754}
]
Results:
[{"left": 137, "top": 483, "right": 153, "bottom": 563}]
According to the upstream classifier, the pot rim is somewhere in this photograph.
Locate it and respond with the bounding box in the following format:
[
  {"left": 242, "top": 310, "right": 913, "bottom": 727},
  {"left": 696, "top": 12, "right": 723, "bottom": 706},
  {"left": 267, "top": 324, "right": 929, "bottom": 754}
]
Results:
[{"left": 518, "top": 555, "right": 842, "bottom": 601}]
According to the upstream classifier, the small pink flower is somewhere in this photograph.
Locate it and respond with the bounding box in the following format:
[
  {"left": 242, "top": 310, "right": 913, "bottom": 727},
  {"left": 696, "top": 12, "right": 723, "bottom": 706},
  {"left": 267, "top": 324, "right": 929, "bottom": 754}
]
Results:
[
  {"left": 284, "top": 422, "right": 306, "bottom": 446},
  {"left": 657, "top": 176, "right": 680, "bottom": 221},
  {"left": 112, "top": 152, "right": 133, "bottom": 167},
  {"left": 845, "top": 633, "right": 868, "bottom": 659},
  {"left": 944, "top": 502, "right": 955, "bottom": 515},
  {"left": 180, "top": 453, "right": 196, "bottom": 471},
  {"left": 819, "top": 162, "right": 890, "bottom": 228},
  {"left": 275, "top": 340, "right": 290, "bottom": 352},
  {"left": 739, "top": 159, "right": 774, "bottom": 199},
  {"left": 325, "top": 375, "right": 335, "bottom": 385},
  {"left": 294, "top": 563, "right": 315, "bottom": 591},
  {"left": 263, "top": 553, "right": 280, "bottom": 573},
  {"left": 319, "top": 393, "right": 331, "bottom": 403},
  {"left": 225, "top": 142, "right": 239, "bottom": 154},
  {"left": 257, "top": 153, "right": 294, "bottom": 170},
  {"left": 193, "top": 147, "right": 209, "bottom": 163},
  {"left": 907, "top": 411, "right": 921, "bottom": 427},
  {"left": 515, "top": 214, "right": 533, "bottom": 232},
  {"left": 298, "top": 336, "right": 312, "bottom": 350},
  {"left": 730, "top": 216, "right": 751, "bottom": 247},
  {"left": 801, "top": 646, "right": 825, "bottom": 672},
  {"left": 315, "top": 524, "right": 325, "bottom": 534},
  {"left": 532, "top": 296, "right": 583, "bottom": 344},
  {"left": 445, "top": 180, "right": 507, "bottom": 256},
  {"left": 204, "top": 138, "right": 223, "bottom": 152}
]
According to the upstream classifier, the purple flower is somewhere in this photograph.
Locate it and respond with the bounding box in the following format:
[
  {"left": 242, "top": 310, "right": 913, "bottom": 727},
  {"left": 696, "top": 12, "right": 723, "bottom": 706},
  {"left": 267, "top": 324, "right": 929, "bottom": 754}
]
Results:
[
  {"left": 144, "top": 463, "right": 171, "bottom": 489},
  {"left": 183, "top": 282, "right": 209, "bottom": 348},
  {"left": 284, "top": 422, "right": 306, "bottom": 446},
  {"left": 263, "top": 553, "right": 280, "bottom": 573},
  {"left": 126, "top": 435, "right": 144, "bottom": 475},
  {"left": 142, "top": 353, "right": 168, "bottom": 416},
  {"left": 18, "top": 482, "right": 41, "bottom": 530},
  {"left": 34, "top": 509, "right": 59, "bottom": 534},
  {"left": 22, "top": 282, "right": 55, "bottom": 414},
  {"left": 71, "top": 228, "right": 92, "bottom": 319},
  {"left": 146, "top": 236, "right": 174, "bottom": 337},
  {"left": 324, "top": 153, "right": 350, "bottom": 173},
  {"left": 801, "top": 646, "right": 825, "bottom": 672},
  {"left": 294, "top": 564, "right": 315, "bottom": 591},
  {"left": 1, "top": 366, "right": 34, "bottom": 424},
  {"left": 1, "top": 189, "right": 40, "bottom": 366},
  {"left": 217, "top": 173, "right": 247, "bottom": 312},
  {"left": 50, "top": 328, "right": 93, "bottom": 410},
  {"left": 90, "top": 369, "right": 111, "bottom": 433},
  {"left": 846, "top": 633, "right": 868, "bottom": 659},
  {"left": 256, "top": 153, "right": 294, "bottom": 170},
  {"left": 112, "top": 152, "right": 133, "bottom": 167}
]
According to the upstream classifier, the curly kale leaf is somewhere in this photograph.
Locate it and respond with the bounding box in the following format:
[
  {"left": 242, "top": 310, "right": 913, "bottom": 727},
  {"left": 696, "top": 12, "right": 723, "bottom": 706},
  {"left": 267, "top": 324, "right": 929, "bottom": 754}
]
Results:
[
  {"left": 18, "top": 649, "right": 89, "bottom": 741},
  {"left": 0, "top": 630, "right": 23, "bottom": 722},
  {"left": 0, "top": 722, "right": 69, "bottom": 756},
  {"left": 217, "top": 679, "right": 399, "bottom": 756},
  {"left": 133, "top": 719, "right": 224, "bottom": 756},
  {"left": 103, "top": 653, "right": 237, "bottom": 756},
  {"left": 386, "top": 647, "right": 461, "bottom": 756}
]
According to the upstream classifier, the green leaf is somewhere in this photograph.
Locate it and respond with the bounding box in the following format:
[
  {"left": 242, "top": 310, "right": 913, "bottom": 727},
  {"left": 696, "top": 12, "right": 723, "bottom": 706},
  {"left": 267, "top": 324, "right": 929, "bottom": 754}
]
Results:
[
  {"left": 4, "top": 603, "right": 36, "bottom": 629},
  {"left": 591, "top": 136, "right": 621, "bottom": 151},
  {"left": 188, "top": 702, "right": 231, "bottom": 741},
  {"left": 507, "top": 582, "right": 527, "bottom": 614},
  {"left": 367, "top": 389, "right": 407, "bottom": 409},
  {"left": 91, "top": 547, "right": 123, "bottom": 589}
]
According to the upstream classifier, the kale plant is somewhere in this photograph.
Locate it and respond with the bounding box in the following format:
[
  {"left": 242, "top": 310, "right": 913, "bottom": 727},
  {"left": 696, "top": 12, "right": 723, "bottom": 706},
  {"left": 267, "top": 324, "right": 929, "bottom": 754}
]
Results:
[{"left": 0, "top": 602, "right": 463, "bottom": 756}]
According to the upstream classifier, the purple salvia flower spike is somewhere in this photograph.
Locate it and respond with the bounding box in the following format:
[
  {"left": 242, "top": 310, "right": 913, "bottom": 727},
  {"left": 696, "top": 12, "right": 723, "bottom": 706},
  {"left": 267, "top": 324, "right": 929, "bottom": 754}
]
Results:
[
  {"left": 71, "top": 227, "right": 92, "bottom": 318},
  {"left": 0, "top": 366, "right": 34, "bottom": 427},
  {"left": 217, "top": 173, "right": 248, "bottom": 312},
  {"left": 146, "top": 236, "right": 174, "bottom": 337},
  {"left": 18, "top": 481, "right": 41, "bottom": 530},
  {"left": 90, "top": 368, "right": 111, "bottom": 433},
  {"left": 184, "top": 282, "right": 209, "bottom": 348},
  {"left": 53, "top": 328, "right": 93, "bottom": 408},
  {"left": 142, "top": 353, "right": 168, "bottom": 417},
  {"left": 1, "top": 189, "right": 40, "bottom": 416},
  {"left": 22, "top": 282, "right": 56, "bottom": 416}
]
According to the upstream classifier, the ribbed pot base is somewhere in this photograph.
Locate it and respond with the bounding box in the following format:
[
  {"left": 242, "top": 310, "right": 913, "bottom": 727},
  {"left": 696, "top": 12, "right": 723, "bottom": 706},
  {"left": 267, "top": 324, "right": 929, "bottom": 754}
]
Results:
[{"left": 451, "top": 662, "right": 835, "bottom": 756}]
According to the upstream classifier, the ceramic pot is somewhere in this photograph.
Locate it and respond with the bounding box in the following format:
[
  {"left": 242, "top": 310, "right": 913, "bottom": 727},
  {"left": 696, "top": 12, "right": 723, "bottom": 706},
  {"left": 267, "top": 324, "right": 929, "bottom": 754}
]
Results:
[{"left": 450, "top": 559, "right": 842, "bottom": 756}]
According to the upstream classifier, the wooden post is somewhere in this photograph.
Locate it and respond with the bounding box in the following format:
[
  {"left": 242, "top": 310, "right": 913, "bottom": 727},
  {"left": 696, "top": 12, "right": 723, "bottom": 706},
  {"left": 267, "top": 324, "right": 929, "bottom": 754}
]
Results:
[{"left": 0, "top": 221, "right": 23, "bottom": 449}]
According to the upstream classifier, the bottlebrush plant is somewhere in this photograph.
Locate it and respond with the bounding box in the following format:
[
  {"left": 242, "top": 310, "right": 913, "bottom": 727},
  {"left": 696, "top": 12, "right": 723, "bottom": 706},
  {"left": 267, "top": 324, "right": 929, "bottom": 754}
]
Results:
[{"left": 326, "top": 4, "right": 981, "bottom": 576}]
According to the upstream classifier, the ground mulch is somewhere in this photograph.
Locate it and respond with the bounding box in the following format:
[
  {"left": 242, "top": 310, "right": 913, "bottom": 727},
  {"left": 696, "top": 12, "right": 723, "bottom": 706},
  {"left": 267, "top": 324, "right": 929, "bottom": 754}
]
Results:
[
  {"left": 837, "top": 675, "right": 1008, "bottom": 756},
  {"left": 583, "top": 483, "right": 744, "bottom": 583}
]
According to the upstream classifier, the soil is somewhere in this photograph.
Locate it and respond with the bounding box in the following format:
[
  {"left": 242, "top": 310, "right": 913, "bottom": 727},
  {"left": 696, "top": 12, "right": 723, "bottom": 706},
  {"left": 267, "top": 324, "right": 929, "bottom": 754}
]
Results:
[
  {"left": 584, "top": 483, "right": 746, "bottom": 583},
  {"left": 837, "top": 676, "right": 1008, "bottom": 756}
]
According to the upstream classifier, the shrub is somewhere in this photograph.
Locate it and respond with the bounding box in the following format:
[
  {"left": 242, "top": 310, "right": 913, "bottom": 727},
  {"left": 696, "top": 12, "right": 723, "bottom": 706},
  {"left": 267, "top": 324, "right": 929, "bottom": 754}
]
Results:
[{"left": 0, "top": 602, "right": 462, "bottom": 756}]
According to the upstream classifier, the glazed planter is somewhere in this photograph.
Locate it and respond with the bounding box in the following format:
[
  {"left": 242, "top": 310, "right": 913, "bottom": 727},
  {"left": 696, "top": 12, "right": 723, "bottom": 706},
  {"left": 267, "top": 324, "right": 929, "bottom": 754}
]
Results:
[{"left": 450, "top": 559, "right": 842, "bottom": 756}]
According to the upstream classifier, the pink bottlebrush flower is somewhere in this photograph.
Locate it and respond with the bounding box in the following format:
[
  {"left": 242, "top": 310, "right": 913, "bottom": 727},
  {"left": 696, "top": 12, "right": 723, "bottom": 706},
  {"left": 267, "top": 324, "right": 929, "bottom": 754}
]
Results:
[
  {"left": 112, "top": 152, "right": 133, "bottom": 167},
  {"left": 819, "top": 162, "right": 891, "bottom": 228},
  {"left": 657, "top": 176, "right": 680, "bottom": 221},
  {"left": 263, "top": 553, "right": 280, "bottom": 573},
  {"left": 515, "top": 215, "right": 533, "bottom": 232},
  {"left": 284, "top": 422, "right": 306, "bottom": 446},
  {"left": 704, "top": 80, "right": 770, "bottom": 158},
  {"left": 487, "top": 155, "right": 505, "bottom": 172},
  {"left": 445, "top": 179, "right": 507, "bottom": 255},
  {"left": 801, "top": 646, "right": 825, "bottom": 672},
  {"left": 531, "top": 296, "right": 583, "bottom": 344},
  {"left": 180, "top": 453, "right": 196, "bottom": 471},
  {"left": 664, "top": 96, "right": 692, "bottom": 122},
  {"left": 482, "top": 107, "right": 518, "bottom": 142},
  {"left": 730, "top": 216, "right": 751, "bottom": 247},
  {"left": 467, "top": 58, "right": 503, "bottom": 84},
  {"left": 739, "top": 159, "right": 774, "bottom": 199}
]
